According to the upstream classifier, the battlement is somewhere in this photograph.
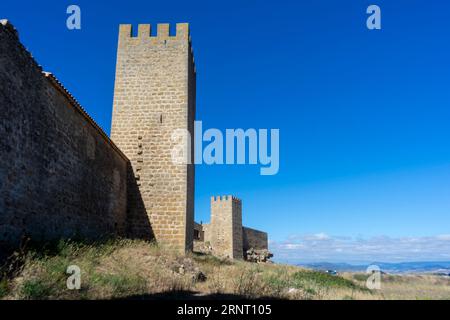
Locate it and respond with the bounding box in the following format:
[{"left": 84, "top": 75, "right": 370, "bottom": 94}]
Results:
[
  {"left": 199, "top": 195, "right": 269, "bottom": 260},
  {"left": 112, "top": 21, "right": 196, "bottom": 253},
  {"left": 211, "top": 195, "right": 242, "bottom": 203},
  {"left": 118, "top": 23, "right": 190, "bottom": 40},
  {"left": 116, "top": 22, "right": 195, "bottom": 74},
  {"left": 208, "top": 195, "right": 243, "bottom": 259},
  {"left": 0, "top": 19, "right": 269, "bottom": 260}
]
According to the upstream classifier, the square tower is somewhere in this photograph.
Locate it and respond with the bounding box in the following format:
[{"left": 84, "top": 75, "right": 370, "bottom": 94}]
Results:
[
  {"left": 111, "top": 23, "right": 196, "bottom": 253},
  {"left": 209, "top": 196, "right": 243, "bottom": 259}
]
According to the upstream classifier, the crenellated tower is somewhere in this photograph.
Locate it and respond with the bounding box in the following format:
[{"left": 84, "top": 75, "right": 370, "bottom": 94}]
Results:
[
  {"left": 111, "top": 23, "right": 196, "bottom": 253},
  {"left": 208, "top": 196, "right": 244, "bottom": 259}
]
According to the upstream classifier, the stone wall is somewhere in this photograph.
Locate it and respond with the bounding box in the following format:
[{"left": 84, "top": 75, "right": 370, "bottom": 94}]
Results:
[
  {"left": 110, "top": 23, "right": 195, "bottom": 253},
  {"left": 231, "top": 199, "right": 244, "bottom": 258},
  {"left": 195, "top": 197, "right": 269, "bottom": 260},
  {"left": 202, "top": 223, "right": 211, "bottom": 243},
  {"left": 0, "top": 20, "right": 268, "bottom": 260},
  {"left": 242, "top": 227, "right": 268, "bottom": 251},
  {"left": 0, "top": 21, "right": 128, "bottom": 249},
  {"left": 208, "top": 196, "right": 243, "bottom": 259},
  {"left": 193, "top": 222, "right": 204, "bottom": 241}
]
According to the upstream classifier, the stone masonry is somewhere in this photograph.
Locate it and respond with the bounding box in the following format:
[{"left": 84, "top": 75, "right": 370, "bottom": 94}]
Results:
[
  {"left": 197, "top": 196, "right": 268, "bottom": 260},
  {"left": 0, "top": 20, "right": 268, "bottom": 259},
  {"left": 208, "top": 196, "right": 243, "bottom": 259},
  {"left": 110, "top": 24, "right": 196, "bottom": 253},
  {"left": 0, "top": 20, "right": 128, "bottom": 248},
  {"left": 243, "top": 227, "right": 268, "bottom": 252}
]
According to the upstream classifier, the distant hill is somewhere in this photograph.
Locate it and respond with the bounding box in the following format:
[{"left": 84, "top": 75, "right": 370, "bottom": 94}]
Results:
[{"left": 299, "top": 261, "right": 450, "bottom": 274}]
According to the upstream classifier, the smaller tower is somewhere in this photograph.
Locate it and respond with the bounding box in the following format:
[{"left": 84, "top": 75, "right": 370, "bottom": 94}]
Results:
[{"left": 209, "top": 195, "right": 243, "bottom": 259}]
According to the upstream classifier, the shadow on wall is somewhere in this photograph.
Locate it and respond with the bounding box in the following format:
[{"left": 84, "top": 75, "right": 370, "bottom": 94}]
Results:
[{"left": 125, "top": 162, "right": 154, "bottom": 240}]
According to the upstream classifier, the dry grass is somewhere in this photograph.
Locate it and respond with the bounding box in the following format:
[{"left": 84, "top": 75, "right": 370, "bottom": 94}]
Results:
[
  {"left": 1, "top": 239, "right": 449, "bottom": 300},
  {"left": 346, "top": 272, "right": 450, "bottom": 300}
]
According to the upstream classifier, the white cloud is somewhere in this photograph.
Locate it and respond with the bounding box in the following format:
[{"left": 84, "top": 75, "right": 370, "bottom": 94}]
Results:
[
  {"left": 313, "top": 232, "right": 330, "bottom": 240},
  {"left": 436, "top": 234, "right": 450, "bottom": 241},
  {"left": 270, "top": 234, "right": 450, "bottom": 264}
]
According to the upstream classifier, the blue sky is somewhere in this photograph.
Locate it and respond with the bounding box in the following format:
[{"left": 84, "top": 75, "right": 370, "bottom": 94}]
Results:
[{"left": 2, "top": 0, "right": 449, "bottom": 263}]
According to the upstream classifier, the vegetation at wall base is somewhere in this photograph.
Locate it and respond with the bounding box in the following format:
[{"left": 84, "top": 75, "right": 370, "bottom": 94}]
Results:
[{"left": 0, "top": 239, "right": 449, "bottom": 300}]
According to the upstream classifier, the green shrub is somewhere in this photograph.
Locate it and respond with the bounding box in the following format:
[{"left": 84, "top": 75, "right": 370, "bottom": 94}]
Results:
[
  {"left": 290, "top": 271, "right": 367, "bottom": 291},
  {"left": 233, "top": 269, "right": 266, "bottom": 298},
  {"left": 21, "top": 279, "right": 54, "bottom": 300},
  {"left": 353, "top": 273, "right": 369, "bottom": 281},
  {"left": 264, "top": 274, "right": 289, "bottom": 289},
  {"left": 0, "top": 279, "right": 9, "bottom": 298},
  {"left": 92, "top": 273, "right": 147, "bottom": 297}
]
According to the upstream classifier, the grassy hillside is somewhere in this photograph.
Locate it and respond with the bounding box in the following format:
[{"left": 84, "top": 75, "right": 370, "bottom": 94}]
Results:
[{"left": 0, "top": 239, "right": 448, "bottom": 300}]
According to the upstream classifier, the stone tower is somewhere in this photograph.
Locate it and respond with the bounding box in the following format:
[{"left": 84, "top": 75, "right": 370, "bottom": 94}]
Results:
[
  {"left": 209, "top": 196, "right": 243, "bottom": 259},
  {"left": 111, "top": 23, "right": 196, "bottom": 253}
]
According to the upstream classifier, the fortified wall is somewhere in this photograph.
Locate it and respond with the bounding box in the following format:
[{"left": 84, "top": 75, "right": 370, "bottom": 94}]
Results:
[
  {"left": 243, "top": 227, "right": 268, "bottom": 251},
  {"left": 195, "top": 196, "right": 268, "bottom": 260},
  {"left": 111, "top": 23, "right": 196, "bottom": 253},
  {"left": 0, "top": 20, "right": 128, "bottom": 248},
  {"left": 0, "top": 20, "right": 269, "bottom": 260}
]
